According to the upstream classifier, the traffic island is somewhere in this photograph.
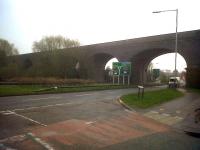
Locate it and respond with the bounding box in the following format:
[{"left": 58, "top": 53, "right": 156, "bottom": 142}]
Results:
[{"left": 120, "top": 89, "right": 184, "bottom": 109}]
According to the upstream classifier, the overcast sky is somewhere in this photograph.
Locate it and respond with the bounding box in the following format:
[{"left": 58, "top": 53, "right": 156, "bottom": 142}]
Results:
[{"left": 1, "top": 0, "right": 198, "bottom": 71}]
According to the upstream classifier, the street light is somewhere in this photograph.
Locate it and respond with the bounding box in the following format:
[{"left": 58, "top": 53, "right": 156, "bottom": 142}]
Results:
[{"left": 153, "top": 9, "right": 178, "bottom": 77}]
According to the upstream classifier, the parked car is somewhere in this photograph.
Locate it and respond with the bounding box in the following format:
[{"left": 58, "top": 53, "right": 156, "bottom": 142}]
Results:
[{"left": 168, "top": 77, "right": 180, "bottom": 88}]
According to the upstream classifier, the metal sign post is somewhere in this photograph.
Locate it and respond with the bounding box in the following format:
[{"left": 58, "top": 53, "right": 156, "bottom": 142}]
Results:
[{"left": 128, "top": 75, "right": 130, "bottom": 85}]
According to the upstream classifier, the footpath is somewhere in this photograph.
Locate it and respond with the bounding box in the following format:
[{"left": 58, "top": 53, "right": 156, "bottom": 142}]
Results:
[{"left": 140, "top": 89, "right": 200, "bottom": 136}]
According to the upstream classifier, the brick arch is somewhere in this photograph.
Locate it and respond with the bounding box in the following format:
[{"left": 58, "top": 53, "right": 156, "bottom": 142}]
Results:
[
  {"left": 88, "top": 53, "right": 119, "bottom": 82},
  {"left": 130, "top": 48, "right": 173, "bottom": 84}
]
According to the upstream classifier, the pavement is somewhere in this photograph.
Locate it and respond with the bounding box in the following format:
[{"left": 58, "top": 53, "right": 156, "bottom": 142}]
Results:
[
  {"left": 0, "top": 86, "right": 200, "bottom": 150},
  {"left": 139, "top": 89, "right": 200, "bottom": 135}
]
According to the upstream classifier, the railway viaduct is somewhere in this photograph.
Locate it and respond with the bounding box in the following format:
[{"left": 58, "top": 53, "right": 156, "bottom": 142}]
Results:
[{"left": 19, "top": 30, "right": 200, "bottom": 87}]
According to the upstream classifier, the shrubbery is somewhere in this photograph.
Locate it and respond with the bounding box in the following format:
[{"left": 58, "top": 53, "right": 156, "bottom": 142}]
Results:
[{"left": 6, "top": 77, "right": 95, "bottom": 85}]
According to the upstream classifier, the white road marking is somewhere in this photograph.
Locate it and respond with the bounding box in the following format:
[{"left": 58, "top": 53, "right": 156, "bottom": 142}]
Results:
[
  {"left": 149, "top": 111, "right": 159, "bottom": 114},
  {"left": 144, "top": 111, "right": 183, "bottom": 125},
  {"left": 162, "top": 113, "right": 170, "bottom": 117},
  {"left": 27, "top": 133, "right": 54, "bottom": 150},
  {"left": 27, "top": 96, "right": 61, "bottom": 101},
  {"left": 0, "top": 134, "right": 26, "bottom": 143},
  {"left": 1, "top": 111, "right": 15, "bottom": 115},
  {"left": 85, "top": 121, "right": 96, "bottom": 125},
  {"left": 159, "top": 108, "right": 164, "bottom": 111},
  {"left": 75, "top": 93, "right": 93, "bottom": 97},
  {"left": 124, "top": 109, "right": 135, "bottom": 113},
  {"left": 11, "top": 102, "right": 72, "bottom": 111},
  {"left": 9, "top": 111, "right": 47, "bottom": 126}
]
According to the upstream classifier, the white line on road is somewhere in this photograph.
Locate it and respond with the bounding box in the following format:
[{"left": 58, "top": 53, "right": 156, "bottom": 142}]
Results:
[
  {"left": 27, "top": 96, "right": 61, "bottom": 101},
  {"left": 75, "top": 93, "right": 93, "bottom": 97},
  {"left": 124, "top": 109, "right": 135, "bottom": 113},
  {"left": 85, "top": 121, "right": 96, "bottom": 125},
  {"left": 11, "top": 102, "right": 73, "bottom": 111},
  {"left": 1, "top": 111, "right": 15, "bottom": 115},
  {"left": 27, "top": 133, "right": 54, "bottom": 150},
  {"left": 9, "top": 111, "right": 47, "bottom": 126},
  {"left": 0, "top": 134, "right": 26, "bottom": 143}
]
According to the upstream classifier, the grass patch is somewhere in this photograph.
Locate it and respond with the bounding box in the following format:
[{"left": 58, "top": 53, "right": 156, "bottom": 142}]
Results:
[
  {"left": 121, "top": 89, "right": 184, "bottom": 109},
  {"left": 0, "top": 84, "right": 134, "bottom": 97},
  {"left": 0, "top": 85, "right": 46, "bottom": 96}
]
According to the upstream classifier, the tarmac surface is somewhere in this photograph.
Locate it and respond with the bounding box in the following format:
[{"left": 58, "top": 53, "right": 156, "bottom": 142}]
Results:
[{"left": 0, "top": 86, "right": 200, "bottom": 150}]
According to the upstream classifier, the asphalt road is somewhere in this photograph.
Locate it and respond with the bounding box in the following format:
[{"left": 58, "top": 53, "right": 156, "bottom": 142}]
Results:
[
  {"left": 0, "top": 86, "right": 200, "bottom": 150},
  {"left": 0, "top": 86, "right": 164, "bottom": 139},
  {"left": 0, "top": 86, "right": 165, "bottom": 111}
]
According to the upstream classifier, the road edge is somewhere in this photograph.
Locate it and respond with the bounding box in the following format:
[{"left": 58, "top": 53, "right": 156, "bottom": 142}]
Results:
[{"left": 117, "top": 97, "right": 136, "bottom": 112}]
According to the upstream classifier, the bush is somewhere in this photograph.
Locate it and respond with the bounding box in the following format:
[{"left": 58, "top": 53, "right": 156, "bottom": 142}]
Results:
[{"left": 6, "top": 77, "right": 95, "bottom": 85}]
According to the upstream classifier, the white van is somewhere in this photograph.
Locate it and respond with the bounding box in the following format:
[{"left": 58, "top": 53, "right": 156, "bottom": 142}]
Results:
[{"left": 168, "top": 77, "right": 180, "bottom": 88}]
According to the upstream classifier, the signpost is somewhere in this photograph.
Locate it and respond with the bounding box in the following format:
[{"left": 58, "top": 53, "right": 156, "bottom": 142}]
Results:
[
  {"left": 153, "top": 69, "right": 160, "bottom": 79},
  {"left": 112, "top": 62, "right": 131, "bottom": 85}
]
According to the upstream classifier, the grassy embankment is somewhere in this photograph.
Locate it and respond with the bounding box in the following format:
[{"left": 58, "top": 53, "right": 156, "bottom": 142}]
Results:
[
  {"left": 0, "top": 84, "right": 134, "bottom": 97},
  {"left": 121, "top": 89, "right": 184, "bottom": 109}
]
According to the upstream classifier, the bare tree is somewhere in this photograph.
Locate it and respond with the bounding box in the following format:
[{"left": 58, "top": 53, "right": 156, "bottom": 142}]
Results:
[
  {"left": 32, "top": 36, "right": 80, "bottom": 52},
  {"left": 0, "top": 39, "right": 19, "bottom": 56}
]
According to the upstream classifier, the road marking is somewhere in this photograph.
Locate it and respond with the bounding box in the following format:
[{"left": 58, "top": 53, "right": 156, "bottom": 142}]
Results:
[
  {"left": 27, "top": 96, "right": 61, "bottom": 101},
  {"left": 144, "top": 111, "right": 183, "bottom": 125},
  {"left": 27, "top": 133, "right": 54, "bottom": 150},
  {"left": 124, "top": 109, "right": 135, "bottom": 113},
  {"left": 0, "top": 111, "right": 15, "bottom": 115},
  {"left": 75, "top": 93, "right": 93, "bottom": 97},
  {"left": 160, "top": 116, "right": 183, "bottom": 125},
  {"left": 11, "top": 102, "right": 72, "bottom": 111},
  {"left": 162, "top": 113, "right": 170, "bottom": 117},
  {"left": 159, "top": 108, "right": 164, "bottom": 111},
  {"left": 85, "top": 121, "right": 96, "bottom": 125},
  {"left": 9, "top": 111, "right": 47, "bottom": 126},
  {"left": 0, "top": 134, "right": 26, "bottom": 143}
]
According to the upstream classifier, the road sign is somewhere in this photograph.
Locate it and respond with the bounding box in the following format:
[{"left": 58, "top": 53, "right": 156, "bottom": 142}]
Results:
[
  {"left": 121, "top": 62, "right": 131, "bottom": 76},
  {"left": 153, "top": 69, "right": 160, "bottom": 79},
  {"left": 112, "top": 62, "right": 131, "bottom": 76}
]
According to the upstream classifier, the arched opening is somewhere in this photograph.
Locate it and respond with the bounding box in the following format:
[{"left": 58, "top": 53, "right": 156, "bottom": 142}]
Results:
[
  {"left": 104, "top": 58, "right": 119, "bottom": 83},
  {"left": 146, "top": 53, "right": 187, "bottom": 85},
  {"left": 130, "top": 48, "right": 189, "bottom": 86},
  {"left": 104, "top": 58, "right": 119, "bottom": 70},
  {"left": 90, "top": 53, "right": 116, "bottom": 82}
]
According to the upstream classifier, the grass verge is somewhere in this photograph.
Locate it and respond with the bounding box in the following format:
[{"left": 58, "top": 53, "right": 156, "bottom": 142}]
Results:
[
  {"left": 0, "top": 84, "right": 134, "bottom": 97},
  {"left": 121, "top": 89, "right": 184, "bottom": 109}
]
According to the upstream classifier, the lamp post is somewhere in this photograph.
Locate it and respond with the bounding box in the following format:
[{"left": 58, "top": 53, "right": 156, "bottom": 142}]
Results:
[{"left": 153, "top": 9, "right": 178, "bottom": 77}]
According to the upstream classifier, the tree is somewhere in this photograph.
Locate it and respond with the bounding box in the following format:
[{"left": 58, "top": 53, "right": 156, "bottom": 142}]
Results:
[
  {"left": 0, "top": 39, "right": 19, "bottom": 68},
  {"left": 0, "top": 39, "right": 19, "bottom": 56},
  {"left": 32, "top": 36, "right": 80, "bottom": 52}
]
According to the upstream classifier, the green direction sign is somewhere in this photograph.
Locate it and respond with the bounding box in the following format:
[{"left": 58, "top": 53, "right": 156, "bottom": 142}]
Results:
[
  {"left": 112, "top": 62, "right": 131, "bottom": 76},
  {"left": 153, "top": 69, "right": 160, "bottom": 79}
]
